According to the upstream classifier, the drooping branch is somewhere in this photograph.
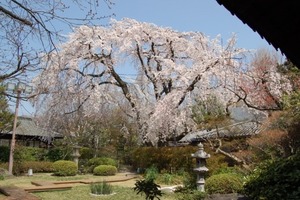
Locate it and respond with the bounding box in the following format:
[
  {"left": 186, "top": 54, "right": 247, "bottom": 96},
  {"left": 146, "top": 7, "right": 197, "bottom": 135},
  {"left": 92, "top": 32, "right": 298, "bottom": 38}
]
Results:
[
  {"left": 177, "top": 60, "right": 220, "bottom": 107},
  {"left": 0, "top": 53, "right": 31, "bottom": 81},
  {"left": 208, "top": 138, "right": 250, "bottom": 169},
  {"left": 227, "top": 86, "right": 282, "bottom": 111}
]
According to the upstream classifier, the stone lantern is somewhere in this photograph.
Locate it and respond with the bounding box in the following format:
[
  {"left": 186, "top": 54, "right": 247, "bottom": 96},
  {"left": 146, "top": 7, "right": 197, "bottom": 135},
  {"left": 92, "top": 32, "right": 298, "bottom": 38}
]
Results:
[
  {"left": 72, "top": 145, "right": 81, "bottom": 168},
  {"left": 191, "top": 142, "right": 210, "bottom": 192}
]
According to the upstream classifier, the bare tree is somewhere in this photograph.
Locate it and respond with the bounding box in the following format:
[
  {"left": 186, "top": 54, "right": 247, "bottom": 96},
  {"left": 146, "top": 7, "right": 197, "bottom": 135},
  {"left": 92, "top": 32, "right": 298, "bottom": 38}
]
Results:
[{"left": 0, "top": 0, "right": 114, "bottom": 88}]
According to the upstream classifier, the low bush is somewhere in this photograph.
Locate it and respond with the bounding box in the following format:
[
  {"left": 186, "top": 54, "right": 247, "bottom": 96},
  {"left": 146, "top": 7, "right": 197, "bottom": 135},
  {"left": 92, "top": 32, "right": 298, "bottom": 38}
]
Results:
[
  {"left": 0, "top": 161, "right": 54, "bottom": 175},
  {"left": 131, "top": 146, "right": 197, "bottom": 173},
  {"left": 93, "top": 165, "right": 117, "bottom": 176},
  {"left": 52, "top": 160, "right": 77, "bottom": 176},
  {"left": 0, "top": 146, "right": 10, "bottom": 162},
  {"left": 14, "top": 146, "right": 47, "bottom": 162},
  {"left": 145, "top": 165, "right": 158, "bottom": 181},
  {"left": 244, "top": 153, "right": 300, "bottom": 200},
  {"left": 22, "top": 161, "right": 54, "bottom": 173},
  {"left": 90, "top": 181, "right": 113, "bottom": 195},
  {"left": 205, "top": 173, "right": 243, "bottom": 194},
  {"left": 87, "top": 157, "right": 117, "bottom": 173},
  {"left": 46, "top": 147, "right": 72, "bottom": 162},
  {"left": 88, "top": 157, "right": 117, "bottom": 167}
]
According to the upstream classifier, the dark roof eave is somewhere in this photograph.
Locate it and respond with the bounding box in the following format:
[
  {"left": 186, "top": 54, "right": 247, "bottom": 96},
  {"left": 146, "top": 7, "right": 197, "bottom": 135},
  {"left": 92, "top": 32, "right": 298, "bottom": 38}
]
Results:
[{"left": 216, "top": 0, "right": 300, "bottom": 68}]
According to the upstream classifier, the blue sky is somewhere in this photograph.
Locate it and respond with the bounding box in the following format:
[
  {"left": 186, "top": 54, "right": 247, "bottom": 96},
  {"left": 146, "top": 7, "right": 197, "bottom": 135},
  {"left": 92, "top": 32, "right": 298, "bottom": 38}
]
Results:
[
  {"left": 18, "top": 0, "right": 277, "bottom": 116},
  {"left": 113, "top": 0, "right": 276, "bottom": 51}
]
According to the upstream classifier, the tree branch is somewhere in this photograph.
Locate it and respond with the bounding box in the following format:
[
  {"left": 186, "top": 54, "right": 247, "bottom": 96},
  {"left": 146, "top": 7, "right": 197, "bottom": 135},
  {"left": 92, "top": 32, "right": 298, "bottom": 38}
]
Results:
[{"left": 0, "top": 5, "right": 32, "bottom": 26}]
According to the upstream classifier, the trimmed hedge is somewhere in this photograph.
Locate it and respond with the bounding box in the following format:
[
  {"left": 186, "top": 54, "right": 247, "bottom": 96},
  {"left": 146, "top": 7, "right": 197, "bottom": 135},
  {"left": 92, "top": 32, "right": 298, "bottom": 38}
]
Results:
[
  {"left": 93, "top": 165, "right": 117, "bottom": 176},
  {"left": 87, "top": 157, "right": 117, "bottom": 173},
  {"left": 22, "top": 161, "right": 54, "bottom": 173},
  {"left": 0, "top": 161, "right": 54, "bottom": 175},
  {"left": 205, "top": 173, "right": 243, "bottom": 194},
  {"left": 53, "top": 160, "right": 77, "bottom": 176}
]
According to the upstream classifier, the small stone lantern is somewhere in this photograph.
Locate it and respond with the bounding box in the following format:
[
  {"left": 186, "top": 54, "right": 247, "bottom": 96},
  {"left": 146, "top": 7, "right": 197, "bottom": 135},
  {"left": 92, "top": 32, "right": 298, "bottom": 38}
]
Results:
[
  {"left": 191, "top": 142, "right": 210, "bottom": 192},
  {"left": 72, "top": 145, "right": 81, "bottom": 168}
]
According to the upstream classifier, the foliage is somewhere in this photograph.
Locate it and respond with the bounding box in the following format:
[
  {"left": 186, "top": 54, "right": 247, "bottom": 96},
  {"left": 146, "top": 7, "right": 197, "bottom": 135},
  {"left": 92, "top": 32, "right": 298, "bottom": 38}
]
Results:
[
  {"left": 90, "top": 181, "right": 113, "bottom": 195},
  {"left": 79, "top": 147, "right": 94, "bottom": 160},
  {"left": 0, "top": 167, "right": 6, "bottom": 180},
  {"left": 87, "top": 157, "right": 117, "bottom": 173},
  {"left": 22, "top": 161, "right": 54, "bottom": 173},
  {"left": 247, "top": 129, "right": 288, "bottom": 160},
  {"left": 145, "top": 166, "right": 159, "bottom": 181},
  {"left": 0, "top": 161, "right": 54, "bottom": 175},
  {"left": 0, "top": 86, "right": 14, "bottom": 133},
  {"left": 10, "top": 146, "right": 48, "bottom": 175},
  {"left": 93, "top": 165, "right": 117, "bottom": 176},
  {"left": 52, "top": 160, "right": 77, "bottom": 176},
  {"left": 156, "top": 172, "right": 183, "bottom": 185},
  {"left": 244, "top": 153, "right": 300, "bottom": 200},
  {"left": 181, "top": 171, "right": 197, "bottom": 190},
  {"left": 205, "top": 173, "right": 243, "bottom": 194},
  {"left": 88, "top": 157, "right": 117, "bottom": 167},
  {"left": 0, "top": 146, "right": 10, "bottom": 162},
  {"left": 206, "top": 152, "right": 228, "bottom": 176},
  {"left": 14, "top": 146, "right": 47, "bottom": 161},
  {"left": 131, "top": 146, "right": 197, "bottom": 173},
  {"left": 45, "top": 146, "right": 72, "bottom": 162},
  {"left": 133, "top": 179, "right": 162, "bottom": 200}
]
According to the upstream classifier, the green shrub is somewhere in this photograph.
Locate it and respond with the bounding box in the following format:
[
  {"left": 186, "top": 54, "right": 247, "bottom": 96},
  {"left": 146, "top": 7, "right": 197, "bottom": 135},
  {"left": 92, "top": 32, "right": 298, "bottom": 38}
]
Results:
[
  {"left": 159, "top": 173, "right": 184, "bottom": 185},
  {"left": 244, "top": 153, "right": 300, "bottom": 200},
  {"left": 90, "top": 181, "right": 113, "bottom": 195},
  {"left": 80, "top": 147, "right": 94, "bottom": 160},
  {"left": 46, "top": 147, "right": 72, "bottom": 162},
  {"left": 93, "top": 165, "right": 117, "bottom": 176},
  {"left": 14, "top": 146, "right": 47, "bottom": 161},
  {"left": 53, "top": 160, "right": 77, "bottom": 176},
  {"left": 0, "top": 168, "right": 6, "bottom": 180},
  {"left": 205, "top": 173, "right": 243, "bottom": 194},
  {"left": 0, "top": 161, "right": 53, "bottom": 175},
  {"left": 0, "top": 146, "right": 9, "bottom": 162},
  {"left": 131, "top": 146, "right": 197, "bottom": 173},
  {"left": 22, "top": 161, "right": 54, "bottom": 173},
  {"left": 145, "top": 166, "right": 158, "bottom": 181},
  {"left": 0, "top": 161, "right": 54, "bottom": 175},
  {"left": 88, "top": 157, "right": 117, "bottom": 167},
  {"left": 87, "top": 157, "right": 117, "bottom": 173}
]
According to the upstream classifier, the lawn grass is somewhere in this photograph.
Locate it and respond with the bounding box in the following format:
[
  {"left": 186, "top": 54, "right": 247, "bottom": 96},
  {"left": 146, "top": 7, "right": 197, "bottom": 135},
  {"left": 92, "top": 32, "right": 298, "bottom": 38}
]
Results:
[
  {"left": 34, "top": 185, "right": 177, "bottom": 200},
  {"left": 0, "top": 173, "right": 178, "bottom": 200}
]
